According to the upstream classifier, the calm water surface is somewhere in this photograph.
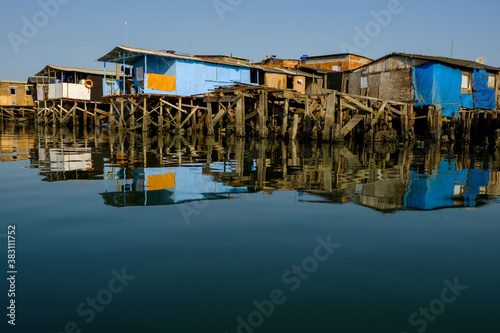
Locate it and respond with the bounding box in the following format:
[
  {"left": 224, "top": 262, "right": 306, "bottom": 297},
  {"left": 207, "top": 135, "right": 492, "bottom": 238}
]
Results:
[{"left": 1, "top": 122, "right": 499, "bottom": 333}]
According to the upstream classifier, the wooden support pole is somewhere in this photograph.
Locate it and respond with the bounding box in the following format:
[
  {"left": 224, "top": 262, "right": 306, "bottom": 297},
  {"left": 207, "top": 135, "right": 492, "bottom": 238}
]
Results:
[
  {"left": 282, "top": 98, "right": 289, "bottom": 138},
  {"left": 292, "top": 114, "right": 299, "bottom": 141},
  {"left": 258, "top": 91, "right": 268, "bottom": 139},
  {"left": 235, "top": 93, "right": 245, "bottom": 137},
  {"left": 177, "top": 98, "right": 182, "bottom": 132},
  {"left": 402, "top": 104, "right": 409, "bottom": 140},
  {"left": 437, "top": 108, "right": 443, "bottom": 141},
  {"left": 159, "top": 100, "right": 164, "bottom": 133},
  {"left": 323, "top": 92, "right": 336, "bottom": 141},
  {"left": 130, "top": 100, "right": 136, "bottom": 130},
  {"left": 304, "top": 96, "right": 311, "bottom": 137},
  {"left": 83, "top": 102, "right": 88, "bottom": 128},
  {"left": 207, "top": 102, "right": 214, "bottom": 136},
  {"left": 142, "top": 97, "right": 148, "bottom": 133},
  {"left": 109, "top": 100, "right": 116, "bottom": 131},
  {"left": 189, "top": 99, "right": 196, "bottom": 135},
  {"left": 119, "top": 99, "right": 125, "bottom": 131}
]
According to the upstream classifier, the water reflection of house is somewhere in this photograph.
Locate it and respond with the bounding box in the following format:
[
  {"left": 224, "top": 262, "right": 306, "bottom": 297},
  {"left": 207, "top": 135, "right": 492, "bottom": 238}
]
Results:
[
  {"left": 405, "top": 161, "right": 491, "bottom": 210},
  {"left": 36, "top": 147, "right": 102, "bottom": 182},
  {"left": 101, "top": 166, "right": 247, "bottom": 207},
  {"left": 0, "top": 131, "right": 35, "bottom": 162},
  {"left": 351, "top": 178, "right": 410, "bottom": 212},
  {"left": 487, "top": 171, "right": 500, "bottom": 196}
]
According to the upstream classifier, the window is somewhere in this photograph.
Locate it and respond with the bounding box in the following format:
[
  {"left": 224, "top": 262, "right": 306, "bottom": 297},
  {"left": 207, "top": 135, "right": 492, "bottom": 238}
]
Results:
[
  {"left": 332, "top": 65, "right": 341, "bottom": 72},
  {"left": 10, "top": 88, "right": 16, "bottom": 95},
  {"left": 488, "top": 74, "right": 495, "bottom": 89},
  {"left": 250, "top": 69, "right": 258, "bottom": 84},
  {"left": 461, "top": 75, "right": 470, "bottom": 89},
  {"left": 361, "top": 75, "right": 369, "bottom": 89}
]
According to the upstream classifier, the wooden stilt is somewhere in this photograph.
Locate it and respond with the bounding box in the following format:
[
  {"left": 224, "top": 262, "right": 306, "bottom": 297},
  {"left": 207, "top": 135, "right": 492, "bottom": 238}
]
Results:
[
  {"left": 207, "top": 102, "right": 214, "bottom": 136},
  {"left": 235, "top": 93, "right": 245, "bottom": 137},
  {"left": 304, "top": 96, "right": 311, "bottom": 137},
  {"left": 142, "top": 97, "right": 149, "bottom": 133},
  {"left": 292, "top": 114, "right": 299, "bottom": 141},
  {"left": 323, "top": 92, "right": 336, "bottom": 141},
  {"left": 258, "top": 91, "right": 268, "bottom": 139}
]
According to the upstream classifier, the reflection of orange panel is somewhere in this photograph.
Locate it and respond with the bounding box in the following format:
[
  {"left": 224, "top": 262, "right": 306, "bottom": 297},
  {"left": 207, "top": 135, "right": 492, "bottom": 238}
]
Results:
[{"left": 147, "top": 173, "right": 175, "bottom": 191}]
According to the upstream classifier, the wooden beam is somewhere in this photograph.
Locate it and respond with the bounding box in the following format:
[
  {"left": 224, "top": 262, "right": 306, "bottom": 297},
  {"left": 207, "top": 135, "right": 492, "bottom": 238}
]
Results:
[
  {"left": 341, "top": 94, "right": 376, "bottom": 115},
  {"left": 179, "top": 106, "right": 199, "bottom": 128},
  {"left": 339, "top": 92, "right": 406, "bottom": 105},
  {"left": 204, "top": 95, "right": 240, "bottom": 103},
  {"left": 213, "top": 95, "right": 242, "bottom": 124},
  {"left": 370, "top": 101, "right": 388, "bottom": 127},
  {"left": 235, "top": 93, "right": 245, "bottom": 137}
]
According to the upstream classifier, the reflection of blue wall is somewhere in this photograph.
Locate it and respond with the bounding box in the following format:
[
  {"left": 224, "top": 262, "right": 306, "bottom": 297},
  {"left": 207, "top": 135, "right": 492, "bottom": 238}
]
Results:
[
  {"left": 463, "top": 169, "right": 491, "bottom": 207},
  {"left": 102, "top": 166, "right": 247, "bottom": 207},
  {"left": 173, "top": 167, "right": 247, "bottom": 203},
  {"left": 405, "top": 161, "right": 491, "bottom": 210}
]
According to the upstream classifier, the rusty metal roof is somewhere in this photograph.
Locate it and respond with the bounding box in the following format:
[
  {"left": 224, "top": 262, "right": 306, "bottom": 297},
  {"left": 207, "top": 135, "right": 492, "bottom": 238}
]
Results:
[
  {"left": 253, "top": 65, "right": 315, "bottom": 78},
  {"left": 375, "top": 53, "right": 500, "bottom": 71},
  {"left": 0, "top": 80, "right": 30, "bottom": 85},
  {"left": 35, "top": 65, "right": 118, "bottom": 77},
  {"left": 304, "top": 53, "right": 373, "bottom": 61}
]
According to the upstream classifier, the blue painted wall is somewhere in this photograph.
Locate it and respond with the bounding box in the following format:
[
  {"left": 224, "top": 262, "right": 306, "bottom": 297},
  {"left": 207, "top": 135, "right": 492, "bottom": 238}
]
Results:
[{"left": 129, "top": 55, "right": 251, "bottom": 96}]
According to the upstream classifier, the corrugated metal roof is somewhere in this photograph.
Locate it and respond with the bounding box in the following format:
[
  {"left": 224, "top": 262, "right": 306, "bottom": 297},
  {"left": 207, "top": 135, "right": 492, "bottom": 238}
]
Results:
[
  {"left": 97, "top": 46, "right": 314, "bottom": 77},
  {"left": 194, "top": 55, "right": 253, "bottom": 62},
  {"left": 375, "top": 53, "right": 500, "bottom": 71},
  {"left": 253, "top": 65, "right": 315, "bottom": 78},
  {"left": 0, "top": 80, "right": 30, "bottom": 85},
  {"left": 35, "top": 65, "right": 118, "bottom": 77},
  {"left": 305, "top": 53, "right": 374, "bottom": 61},
  {"left": 97, "top": 46, "right": 255, "bottom": 69}
]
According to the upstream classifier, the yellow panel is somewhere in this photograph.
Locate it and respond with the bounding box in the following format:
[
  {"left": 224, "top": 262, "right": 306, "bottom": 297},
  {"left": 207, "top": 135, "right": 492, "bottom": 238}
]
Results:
[
  {"left": 147, "top": 74, "right": 176, "bottom": 92},
  {"left": 147, "top": 173, "right": 176, "bottom": 191}
]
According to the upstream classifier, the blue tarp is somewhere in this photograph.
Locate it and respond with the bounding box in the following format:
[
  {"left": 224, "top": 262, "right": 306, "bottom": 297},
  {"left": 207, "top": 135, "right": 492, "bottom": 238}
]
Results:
[
  {"left": 460, "top": 94, "right": 474, "bottom": 109},
  {"left": 413, "top": 62, "right": 462, "bottom": 118},
  {"left": 472, "top": 69, "right": 496, "bottom": 109}
]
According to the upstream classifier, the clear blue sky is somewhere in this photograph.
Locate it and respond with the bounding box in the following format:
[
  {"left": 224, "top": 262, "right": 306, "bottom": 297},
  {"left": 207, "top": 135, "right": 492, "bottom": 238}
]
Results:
[{"left": 0, "top": 0, "right": 498, "bottom": 81}]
